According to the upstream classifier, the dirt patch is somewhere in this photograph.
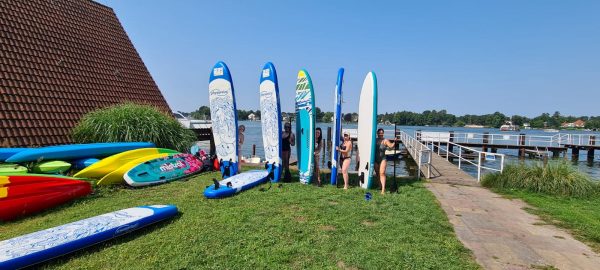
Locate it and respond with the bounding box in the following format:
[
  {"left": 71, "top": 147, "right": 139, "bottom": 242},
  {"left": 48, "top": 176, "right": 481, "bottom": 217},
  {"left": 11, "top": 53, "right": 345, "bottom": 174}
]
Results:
[
  {"left": 294, "top": 216, "right": 306, "bottom": 223},
  {"left": 361, "top": 220, "right": 376, "bottom": 227},
  {"left": 328, "top": 200, "right": 338, "bottom": 206},
  {"left": 319, "top": 225, "right": 336, "bottom": 231},
  {"left": 337, "top": 261, "right": 358, "bottom": 270}
]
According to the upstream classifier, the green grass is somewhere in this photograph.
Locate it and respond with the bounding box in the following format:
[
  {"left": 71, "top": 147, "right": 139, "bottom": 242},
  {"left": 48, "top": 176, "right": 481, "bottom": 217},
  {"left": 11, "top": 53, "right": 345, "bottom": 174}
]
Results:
[
  {"left": 488, "top": 188, "right": 600, "bottom": 253},
  {"left": 0, "top": 170, "right": 479, "bottom": 269}
]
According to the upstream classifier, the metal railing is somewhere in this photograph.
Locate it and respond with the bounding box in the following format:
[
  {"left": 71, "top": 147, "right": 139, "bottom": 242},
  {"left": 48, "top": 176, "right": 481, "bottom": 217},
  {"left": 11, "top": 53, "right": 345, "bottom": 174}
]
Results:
[
  {"left": 416, "top": 131, "right": 598, "bottom": 148},
  {"left": 398, "top": 131, "right": 432, "bottom": 179},
  {"left": 426, "top": 140, "right": 504, "bottom": 181}
]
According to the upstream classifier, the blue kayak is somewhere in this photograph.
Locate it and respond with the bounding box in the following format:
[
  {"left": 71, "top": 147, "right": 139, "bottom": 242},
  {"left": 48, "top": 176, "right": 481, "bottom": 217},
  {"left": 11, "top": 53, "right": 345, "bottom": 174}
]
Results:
[
  {"left": 204, "top": 170, "right": 270, "bottom": 199},
  {"left": 5, "top": 142, "right": 155, "bottom": 163},
  {"left": 0, "top": 205, "right": 178, "bottom": 269},
  {"left": 0, "top": 148, "right": 27, "bottom": 162}
]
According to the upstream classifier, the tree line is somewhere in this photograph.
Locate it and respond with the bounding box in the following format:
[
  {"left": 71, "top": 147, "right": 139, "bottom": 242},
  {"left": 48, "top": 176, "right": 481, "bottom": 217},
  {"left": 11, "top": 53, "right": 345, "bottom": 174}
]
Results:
[{"left": 188, "top": 106, "right": 599, "bottom": 129}]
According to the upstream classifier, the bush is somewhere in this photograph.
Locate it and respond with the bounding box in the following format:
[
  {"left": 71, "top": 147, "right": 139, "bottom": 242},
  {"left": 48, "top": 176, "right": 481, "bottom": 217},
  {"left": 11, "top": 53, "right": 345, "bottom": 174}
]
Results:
[
  {"left": 482, "top": 161, "right": 599, "bottom": 197},
  {"left": 72, "top": 103, "right": 196, "bottom": 152}
]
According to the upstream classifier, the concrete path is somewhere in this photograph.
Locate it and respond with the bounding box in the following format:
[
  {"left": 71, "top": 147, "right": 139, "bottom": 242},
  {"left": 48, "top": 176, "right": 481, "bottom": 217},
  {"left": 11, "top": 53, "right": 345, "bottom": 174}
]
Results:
[{"left": 424, "top": 156, "right": 600, "bottom": 269}]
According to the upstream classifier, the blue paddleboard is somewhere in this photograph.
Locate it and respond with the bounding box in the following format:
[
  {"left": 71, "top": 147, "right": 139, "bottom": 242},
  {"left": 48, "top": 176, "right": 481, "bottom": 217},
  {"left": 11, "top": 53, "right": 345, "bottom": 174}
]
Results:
[
  {"left": 259, "top": 62, "right": 282, "bottom": 182},
  {"left": 204, "top": 170, "right": 269, "bottom": 199},
  {"left": 208, "top": 61, "right": 239, "bottom": 178},
  {"left": 295, "top": 70, "right": 316, "bottom": 184},
  {"left": 330, "top": 68, "right": 344, "bottom": 185},
  {"left": 0, "top": 205, "right": 178, "bottom": 269},
  {"left": 5, "top": 142, "right": 155, "bottom": 163}
]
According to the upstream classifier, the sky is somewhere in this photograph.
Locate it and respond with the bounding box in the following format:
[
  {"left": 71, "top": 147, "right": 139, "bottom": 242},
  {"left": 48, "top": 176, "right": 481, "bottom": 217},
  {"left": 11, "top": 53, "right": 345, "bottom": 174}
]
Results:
[{"left": 97, "top": 0, "right": 600, "bottom": 117}]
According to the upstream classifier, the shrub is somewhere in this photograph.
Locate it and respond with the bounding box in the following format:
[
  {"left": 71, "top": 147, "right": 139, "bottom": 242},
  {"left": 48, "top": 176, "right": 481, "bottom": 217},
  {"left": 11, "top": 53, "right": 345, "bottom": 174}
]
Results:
[
  {"left": 72, "top": 103, "right": 196, "bottom": 152},
  {"left": 482, "top": 161, "right": 599, "bottom": 197}
]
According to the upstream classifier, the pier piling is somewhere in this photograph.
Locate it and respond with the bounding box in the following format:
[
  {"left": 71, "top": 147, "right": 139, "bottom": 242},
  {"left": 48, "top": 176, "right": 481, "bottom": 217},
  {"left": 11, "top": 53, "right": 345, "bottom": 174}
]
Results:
[{"left": 518, "top": 133, "right": 526, "bottom": 158}]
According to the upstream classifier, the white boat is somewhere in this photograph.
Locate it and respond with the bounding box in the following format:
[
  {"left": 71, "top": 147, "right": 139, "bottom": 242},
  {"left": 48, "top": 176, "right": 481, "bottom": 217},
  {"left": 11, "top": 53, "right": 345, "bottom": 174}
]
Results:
[
  {"left": 543, "top": 128, "right": 559, "bottom": 133},
  {"left": 499, "top": 121, "right": 520, "bottom": 131}
]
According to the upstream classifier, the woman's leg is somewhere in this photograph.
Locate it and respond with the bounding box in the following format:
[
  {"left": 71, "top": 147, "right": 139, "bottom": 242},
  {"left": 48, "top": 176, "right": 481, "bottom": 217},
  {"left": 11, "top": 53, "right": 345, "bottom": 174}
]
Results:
[
  {"left": 282, "top": 150, "right": 290, "bottom": 181},
  {"left": 341, "top": 158, "right": 350, "bottom": 189},
  {"left": 379, "top": 159, "right": 387, "bottom": 194},
  {"left": 315, "top": 157, "right": 321, "bottom": 185}
]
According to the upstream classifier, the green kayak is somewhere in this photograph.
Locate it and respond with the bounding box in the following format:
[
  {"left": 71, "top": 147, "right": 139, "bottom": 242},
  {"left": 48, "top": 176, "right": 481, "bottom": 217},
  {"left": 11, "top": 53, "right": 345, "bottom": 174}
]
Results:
[
  {"left": 32, "top": 161, "right": 72, "bottom": 174},
  {"left": 0, "top": 164, "right": 28, "bottom": 175}
]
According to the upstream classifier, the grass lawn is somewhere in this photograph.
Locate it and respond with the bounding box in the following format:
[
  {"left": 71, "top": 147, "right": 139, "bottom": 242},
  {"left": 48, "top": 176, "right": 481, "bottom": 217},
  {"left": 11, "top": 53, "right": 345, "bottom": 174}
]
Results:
[
  {"left": 1, "top": 169, "right": 479, "bottom": 269},
  {"left": 490, "top": 188, "right": 600, "bottom": 253}
]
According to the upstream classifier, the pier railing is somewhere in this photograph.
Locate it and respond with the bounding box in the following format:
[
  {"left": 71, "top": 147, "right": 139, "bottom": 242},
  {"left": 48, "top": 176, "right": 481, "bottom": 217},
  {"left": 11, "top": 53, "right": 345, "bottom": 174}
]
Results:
[
  {"left": 415, "top": 131, "right": 598, "bottom": 148},
  {"left": 398, "top": 131, "right": 432, "bottom": 179},
  {"left": 422, "top": 138, "right": 505, "bottom": 181}
]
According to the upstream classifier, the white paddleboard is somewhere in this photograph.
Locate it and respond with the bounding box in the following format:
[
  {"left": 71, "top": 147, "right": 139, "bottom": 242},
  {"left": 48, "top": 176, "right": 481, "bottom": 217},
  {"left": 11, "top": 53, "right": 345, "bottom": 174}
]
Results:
[{"left": 357, "top": 72, "right": 377, "bottom": 189}]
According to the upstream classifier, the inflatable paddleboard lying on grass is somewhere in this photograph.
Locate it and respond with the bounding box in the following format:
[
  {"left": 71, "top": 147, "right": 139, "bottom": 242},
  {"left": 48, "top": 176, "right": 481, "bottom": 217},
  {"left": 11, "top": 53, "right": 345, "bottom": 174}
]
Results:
[
  {"left": 0, "top": 205, "right": 178, "bottom": 269},
  {"left": 6, "top": 142, "right": 155, "bottom": 163},
  {"left": 204, "top": 170, "right": 270, "bottom": 199},
  {"left": 0, "top": 175, "right": 92, "bottom": 221},
  {"left": 124, "top": 153, "right": 202, "bottom": 187}
]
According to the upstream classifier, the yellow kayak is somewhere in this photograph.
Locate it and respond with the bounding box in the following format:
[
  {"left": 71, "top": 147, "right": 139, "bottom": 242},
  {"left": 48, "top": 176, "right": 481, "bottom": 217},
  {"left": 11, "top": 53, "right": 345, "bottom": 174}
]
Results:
[
  {"left": 97, "top": 153, "right": 172, "bottom": 185},
  {"left": 74, "top": 148, "right": 178, "bottom": 179}
]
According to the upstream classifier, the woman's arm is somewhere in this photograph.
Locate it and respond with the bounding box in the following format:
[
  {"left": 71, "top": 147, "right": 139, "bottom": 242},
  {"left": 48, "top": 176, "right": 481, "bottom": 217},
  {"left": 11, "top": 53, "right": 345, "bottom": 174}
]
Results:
[
  {"left": 290, "top": 133, "right": 296, "bottom": 146},
  {"left": 384, "top": 139, "right": 395, "bottom": 148}
]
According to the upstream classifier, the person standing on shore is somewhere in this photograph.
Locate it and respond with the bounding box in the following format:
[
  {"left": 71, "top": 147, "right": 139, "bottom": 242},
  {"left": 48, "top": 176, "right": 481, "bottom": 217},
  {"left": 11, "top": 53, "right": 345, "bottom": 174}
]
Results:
[
  {"left": 238, "top": 125, "right": 245, "bottom": 173},
  {"left": 375, "top": 128, "right": 395, "bottom": 194},
  {"left": 282, "top": 122, "right": 295, "bottom": 181},
  {"left": 336, "top": 131, "right": 353, "bottom": 189},
  {"left": 314, "top": 127, "right": 323, "bottom": 186}
]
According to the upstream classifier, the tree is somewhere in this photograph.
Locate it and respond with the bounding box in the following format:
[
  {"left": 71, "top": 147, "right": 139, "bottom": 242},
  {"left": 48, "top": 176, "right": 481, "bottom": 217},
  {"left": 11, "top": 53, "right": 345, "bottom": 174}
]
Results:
[
  {"left": 190, "top": 106, "right": 211, "bottom": 120},
  {"left": 322, "top": 112, "right": 334, "bottom": 123}
]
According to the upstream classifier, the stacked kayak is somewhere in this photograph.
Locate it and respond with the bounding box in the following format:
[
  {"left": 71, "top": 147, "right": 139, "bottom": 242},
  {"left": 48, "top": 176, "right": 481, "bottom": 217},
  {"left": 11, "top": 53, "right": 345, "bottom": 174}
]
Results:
[
  {"left": 5, "top": 142, "right": 155, "bottom": 163},
  {"left": 0, "top": 175, "right": 92, "bottom": 221},
  {"left": 0, "top": 164, "right": 27, "bottom": 175}
]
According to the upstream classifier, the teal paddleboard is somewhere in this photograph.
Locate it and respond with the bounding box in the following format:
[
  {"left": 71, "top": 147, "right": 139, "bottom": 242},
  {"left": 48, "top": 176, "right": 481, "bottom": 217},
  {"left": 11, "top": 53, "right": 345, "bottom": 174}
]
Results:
[{"left": 295, "top": 70, "right": 316, "bottom": 184}]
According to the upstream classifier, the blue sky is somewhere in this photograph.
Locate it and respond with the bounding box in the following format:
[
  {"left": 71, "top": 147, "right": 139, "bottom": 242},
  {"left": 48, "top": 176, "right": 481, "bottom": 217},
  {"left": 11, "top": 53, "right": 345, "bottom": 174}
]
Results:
[{"left": 97, "top": 0, "right": 599, "bottom": 117}]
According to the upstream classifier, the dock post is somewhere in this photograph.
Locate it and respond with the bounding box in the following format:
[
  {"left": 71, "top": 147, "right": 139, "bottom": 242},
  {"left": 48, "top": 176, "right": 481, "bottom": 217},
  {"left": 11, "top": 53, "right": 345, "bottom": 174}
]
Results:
[
  {"left": 518, "top": 133, "right": 526, "bottom": 158},
  {"left": 252, "top": 144, "right": 256, "bottom": 156},
  {"left": 588, "top": 136, "right": 596, "bottom": 162},
  {"left": 416, "top": 130, "right": 422, "bottom": 141},
  {"left": 326, "top": 127, "right": 332, "bottom": 166},
  {"left": 448, "top": 131, "right": 454, "bottom": 161},
  {"left": 552, "top": 150, "right": 560, "bottom": 158},
  {"left": 572, "top": 147, "right": 580, "bottom": 161},
  {"left": 482, "top": 132, "right": 489, "bottom": 152}
]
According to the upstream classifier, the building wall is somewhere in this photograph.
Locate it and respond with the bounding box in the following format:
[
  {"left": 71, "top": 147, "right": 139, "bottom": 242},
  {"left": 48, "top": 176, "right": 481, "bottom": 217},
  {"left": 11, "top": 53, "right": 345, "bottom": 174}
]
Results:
[{"left": 0, "top": 0, "right": 171, "bottom": 147}]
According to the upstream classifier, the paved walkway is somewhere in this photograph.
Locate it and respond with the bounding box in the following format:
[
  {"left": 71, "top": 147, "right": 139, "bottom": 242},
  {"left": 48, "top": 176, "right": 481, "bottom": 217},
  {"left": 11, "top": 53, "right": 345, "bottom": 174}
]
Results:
[{"left": 423, "top": 155, "right": 600, "bottom": 269}]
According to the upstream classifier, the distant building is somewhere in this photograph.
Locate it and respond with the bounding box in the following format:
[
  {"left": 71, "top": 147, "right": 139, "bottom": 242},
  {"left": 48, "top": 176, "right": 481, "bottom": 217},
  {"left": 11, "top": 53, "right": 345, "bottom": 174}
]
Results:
[
  {"left": 561, "top": 120, "right": 585, "bottom": 128},
  {"left": 523, "top": 123, "right": 531, "bottom": 129},
  {"left": 248, "top": 113, "right": 260, "bottom": 121},
  {"left": 0, "top": 0, "right": 170, "bottom": 147}
]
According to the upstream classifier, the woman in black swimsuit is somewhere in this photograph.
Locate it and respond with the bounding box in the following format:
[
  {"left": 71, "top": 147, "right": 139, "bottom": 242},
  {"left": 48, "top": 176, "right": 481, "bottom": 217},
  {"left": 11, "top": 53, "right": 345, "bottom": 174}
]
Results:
[
  {"left": 336, "top": 131, "right": 352, "bottom": 189},
  {"left": 375, "top": 128, "right": 395, "bottom": 194},
  {"left": 314, "top": 127, "right": 323, "bottom": 186},
  {"left": 282, "top": 122, "right": 295, "bottom": 181}
]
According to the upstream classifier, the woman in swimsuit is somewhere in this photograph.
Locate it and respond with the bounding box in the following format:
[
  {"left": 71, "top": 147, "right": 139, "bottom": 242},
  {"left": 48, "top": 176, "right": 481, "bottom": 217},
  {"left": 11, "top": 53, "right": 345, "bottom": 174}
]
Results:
[
  {"left": 336, "top": 131, "right": 353, "bottom": 189},
  {"left": 314, "top": 127, "right": 323, "bottom": 186},
  {"left": 375, "top": 128, "right": 395, "bottom": 194},
  {"left": 281, "top": 122, "right": 295, "bottom": 181}
]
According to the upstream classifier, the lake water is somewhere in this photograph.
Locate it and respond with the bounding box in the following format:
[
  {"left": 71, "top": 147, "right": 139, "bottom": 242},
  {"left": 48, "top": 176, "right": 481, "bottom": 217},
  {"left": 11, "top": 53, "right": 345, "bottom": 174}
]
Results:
[{"left": 212, "top": 121, "right": 600, "bottom": 180}]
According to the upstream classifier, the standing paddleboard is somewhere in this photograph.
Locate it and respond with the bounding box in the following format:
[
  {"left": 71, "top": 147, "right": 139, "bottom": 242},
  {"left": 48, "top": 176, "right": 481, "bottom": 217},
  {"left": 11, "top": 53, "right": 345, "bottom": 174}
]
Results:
[
  {"left": 330, "top": 68, "right": 344, "bottom": 185},
  {"left": 0, "top": 205, "right": 178, "bottom": 269},
  {"left": 208, "top": 61, "right": 239, "bottom": 178},
  {"left": 295, "top": 70, "right": 316, "bottom": 184},
  {"left": 124, "top": 153, "right": 202, "bottom": 187},
  {"left": 357, "top": 72, "right": 378, "bottom": 189},
  {"left": 259, "top": 62, "right": 282, "bottom": 182}
]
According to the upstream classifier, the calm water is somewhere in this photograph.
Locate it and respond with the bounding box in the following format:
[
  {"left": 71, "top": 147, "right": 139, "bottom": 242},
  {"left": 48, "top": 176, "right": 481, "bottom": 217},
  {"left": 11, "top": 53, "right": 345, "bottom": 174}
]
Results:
[{"left": 212, "top": 121, "right": 600, "bottom": 180}]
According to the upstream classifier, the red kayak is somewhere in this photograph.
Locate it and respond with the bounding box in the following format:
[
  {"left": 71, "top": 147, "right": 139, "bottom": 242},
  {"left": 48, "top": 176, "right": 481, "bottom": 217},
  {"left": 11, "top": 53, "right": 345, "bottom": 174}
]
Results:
[
  {"left": 0, "top": 174, "right": 82, "bottom": 187},
  {"left": 0, "top": 177, "right": 92, "bottom": 221}
]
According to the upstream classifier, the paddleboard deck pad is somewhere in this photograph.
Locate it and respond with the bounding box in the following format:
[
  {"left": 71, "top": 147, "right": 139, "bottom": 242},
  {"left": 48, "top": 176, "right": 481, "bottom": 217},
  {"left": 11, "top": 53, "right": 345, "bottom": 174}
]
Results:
[
  {"left": 208, "top": 61, "right": 239, "bottom": 179},
  {"left": 295, "top": 70, "right": 316, "bottom": 184},
  {"left": 0, "top": 205, "right": 178, "bottom": 269},
  {"left": 357, "top": 72, "right": 378, "bottom": 189},
  {"left": 259, "top": 62, "right": 283, "bottom": 182},
  {"left": 204, "top": 170, "right": 269, "bottom": 199},
  {"left": 124, "top": 154, "right": 202, "bottom": 187}
]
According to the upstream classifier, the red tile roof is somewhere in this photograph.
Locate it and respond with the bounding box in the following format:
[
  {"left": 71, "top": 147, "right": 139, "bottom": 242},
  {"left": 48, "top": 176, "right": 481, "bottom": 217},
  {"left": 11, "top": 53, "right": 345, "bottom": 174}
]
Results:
[{"left": 0, "top": 0, "right": 171, "bottom": 147}]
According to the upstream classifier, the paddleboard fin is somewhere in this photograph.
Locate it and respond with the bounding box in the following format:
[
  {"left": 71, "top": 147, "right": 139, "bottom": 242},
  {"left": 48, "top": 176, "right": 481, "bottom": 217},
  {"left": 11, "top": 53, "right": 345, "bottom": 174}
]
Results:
[
  {"left": 359, "top": 173, "right": 364, "bottom": 184},
  {"left": 226, "top": 182, "right": 232, "bottom": 188},
  {"left": 212, "top": 178, "right": 220, "bottom": 190}
]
